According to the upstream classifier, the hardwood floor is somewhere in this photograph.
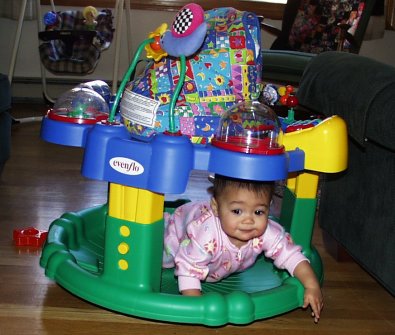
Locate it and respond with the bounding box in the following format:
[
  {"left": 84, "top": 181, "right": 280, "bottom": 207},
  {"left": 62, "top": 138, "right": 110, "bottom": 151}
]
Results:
[{"left": 1, "top": 109, "right": 394, "bottom": 335}]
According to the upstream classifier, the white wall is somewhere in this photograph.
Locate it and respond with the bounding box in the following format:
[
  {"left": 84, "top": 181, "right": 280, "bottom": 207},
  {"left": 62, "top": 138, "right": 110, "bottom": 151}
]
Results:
[
  {"left": 359, "top": 30, "right": 395, "bottom": 65},
  {"left": 1, "top": 6, "right": 394, "bottom": 99}
]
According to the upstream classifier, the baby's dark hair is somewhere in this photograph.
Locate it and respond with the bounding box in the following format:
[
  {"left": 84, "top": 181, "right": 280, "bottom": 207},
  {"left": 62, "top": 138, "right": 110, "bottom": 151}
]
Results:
[{"left": 212, "top": 174, "right": 274, "bottom": 200}]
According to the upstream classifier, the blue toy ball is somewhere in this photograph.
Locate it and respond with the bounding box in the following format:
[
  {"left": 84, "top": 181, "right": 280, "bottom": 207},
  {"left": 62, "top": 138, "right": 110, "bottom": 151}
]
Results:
[{"left": 43, "top": 11, "right": 59, "bottom": 26}]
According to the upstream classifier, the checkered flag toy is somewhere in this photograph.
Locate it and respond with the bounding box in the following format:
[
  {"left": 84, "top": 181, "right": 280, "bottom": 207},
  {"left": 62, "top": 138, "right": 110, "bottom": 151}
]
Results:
[
  {"left": 161, "top": 3, "right": 207, "bottom": 57},
  {"left": 172, "top": 6, "right": 195, "bottom": 36}
]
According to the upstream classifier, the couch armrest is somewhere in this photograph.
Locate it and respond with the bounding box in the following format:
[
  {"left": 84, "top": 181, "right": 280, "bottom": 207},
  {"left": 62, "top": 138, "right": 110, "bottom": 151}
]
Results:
[
  {"left": 0, "top": 74, "right": 11, "bottom": 113},
  {"left": 262, "top": 50, "right": 315, "bottom": 84},
  {"left": 297, "top": 51, "right": 395, "bottom": 151},
  {"left": 0, "top": 111, "right": 11, "bottom": 165}
]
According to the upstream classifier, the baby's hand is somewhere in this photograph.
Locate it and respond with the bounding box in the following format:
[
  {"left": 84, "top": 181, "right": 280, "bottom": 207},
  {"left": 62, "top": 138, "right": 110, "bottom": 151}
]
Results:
[
  {"left": 303, "top": 286, "right": 323, "bottom": 323},
  {"left": 293, "top": 260, "right": 324, "bottom": 323},
  {"left": 181, "top": 289, "right": 202, "bottom": 296}
]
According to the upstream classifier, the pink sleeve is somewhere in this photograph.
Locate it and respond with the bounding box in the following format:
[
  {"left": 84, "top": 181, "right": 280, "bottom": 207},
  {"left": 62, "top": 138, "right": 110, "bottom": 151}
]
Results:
[
  {"left": 173, "top": 203, "right": 217, "bottom": 292},
  {"left": 263, "top": 221, "right": 309, "bottom": 276},
  {"left": 178, "top": 276, "right": 202, "bottom": 292}
]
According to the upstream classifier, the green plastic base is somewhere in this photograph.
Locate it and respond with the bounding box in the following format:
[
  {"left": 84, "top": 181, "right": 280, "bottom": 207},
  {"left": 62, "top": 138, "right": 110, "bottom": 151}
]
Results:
[{"left": 40, "top": 202, "right": 322, "bottom": 326}]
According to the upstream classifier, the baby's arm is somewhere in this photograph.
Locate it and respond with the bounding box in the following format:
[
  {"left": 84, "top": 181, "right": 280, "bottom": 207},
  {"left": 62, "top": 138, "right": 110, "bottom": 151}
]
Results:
[
  {"left": 263, "top": 221, "right": 323, "bottom": 322},
  {"left": 175, "top": 238, "right": 210, "bottom": 296},
  {"left": 173, "top": 205, "right": 217, "bottom": 296},
  {"left": 293, "top": 260, "right": 323, "bottom": 323}
]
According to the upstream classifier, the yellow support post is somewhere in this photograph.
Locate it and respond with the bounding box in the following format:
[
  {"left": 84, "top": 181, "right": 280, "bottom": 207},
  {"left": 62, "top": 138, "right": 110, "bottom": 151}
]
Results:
[
  {"left": 286, "top": 172, "right": 297, "bottom": 193},
  {"left": 108, "top": 183, "right": 164, "bottom": 224},
  {"left": 294, "top": 171, "right": 320, "bottom": 199}
]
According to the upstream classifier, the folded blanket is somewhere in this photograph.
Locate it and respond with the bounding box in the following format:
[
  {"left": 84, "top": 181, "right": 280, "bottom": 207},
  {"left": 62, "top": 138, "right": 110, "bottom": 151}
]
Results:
[{"left": 297, "top": 51, "right": 395, "bottom": 151}]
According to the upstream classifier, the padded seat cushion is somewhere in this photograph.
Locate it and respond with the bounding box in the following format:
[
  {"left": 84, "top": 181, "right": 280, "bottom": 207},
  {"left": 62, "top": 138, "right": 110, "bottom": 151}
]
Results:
[{"left": 39, "top": 9, "right": 113, "bottom": 75}]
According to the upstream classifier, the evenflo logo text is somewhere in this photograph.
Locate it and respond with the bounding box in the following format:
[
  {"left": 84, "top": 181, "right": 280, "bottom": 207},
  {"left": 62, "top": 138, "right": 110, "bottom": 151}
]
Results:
[{"left": 109, "top": 157, "right": 144, "bottom": 175}]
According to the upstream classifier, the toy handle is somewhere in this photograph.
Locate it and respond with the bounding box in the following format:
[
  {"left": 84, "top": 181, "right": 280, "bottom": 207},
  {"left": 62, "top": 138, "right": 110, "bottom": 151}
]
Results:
[
  {"left": 108, "top": 38, "right": 186, "bottom": 135},
  {"left": 108, "top": 38, "right": 154, "bottom": 123},
  {"left": 168, "top": 55, "right": 186, "bottom": 133}
]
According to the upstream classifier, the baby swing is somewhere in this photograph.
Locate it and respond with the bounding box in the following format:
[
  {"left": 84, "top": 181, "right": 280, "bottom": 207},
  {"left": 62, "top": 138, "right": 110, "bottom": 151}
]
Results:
[
  {"left": 39, "top": 4, "right": 348, "bottom": 326},
  {"left": 37, "top": 1, "right": 114, "bottom": 102}
]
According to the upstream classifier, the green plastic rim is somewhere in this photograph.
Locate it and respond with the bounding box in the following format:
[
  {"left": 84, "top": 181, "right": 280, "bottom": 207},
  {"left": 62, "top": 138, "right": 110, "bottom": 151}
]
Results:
[{"left": 40, "top": 202, "right": 322, "bottom": 326}]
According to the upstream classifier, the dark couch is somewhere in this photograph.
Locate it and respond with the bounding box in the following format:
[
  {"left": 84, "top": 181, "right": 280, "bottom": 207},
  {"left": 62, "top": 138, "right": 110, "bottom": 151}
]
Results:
[
  {"left": 0, "top": 74, "right": 12, "bottom": 177},
  {"left": 297, "top": 51, "right": 395, "bottom": 296}
]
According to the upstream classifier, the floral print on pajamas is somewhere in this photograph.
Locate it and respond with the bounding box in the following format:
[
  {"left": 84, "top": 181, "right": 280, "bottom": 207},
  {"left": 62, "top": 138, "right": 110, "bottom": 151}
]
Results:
[{"left": 163, "top": 201, "right": 308, "bottom": 292}]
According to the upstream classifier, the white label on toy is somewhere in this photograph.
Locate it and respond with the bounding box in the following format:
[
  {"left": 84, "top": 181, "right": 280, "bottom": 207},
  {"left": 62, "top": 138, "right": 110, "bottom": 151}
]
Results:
[
  {"left": 109, "top": 157, "right": 144, "bottom": 176},
  {"left": 120, "top": 90, "right": 159, "bottom": 128}
]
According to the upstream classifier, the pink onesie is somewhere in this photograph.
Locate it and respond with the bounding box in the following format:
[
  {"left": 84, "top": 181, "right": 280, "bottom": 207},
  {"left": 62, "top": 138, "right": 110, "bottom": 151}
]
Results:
[{"left": 163, "top": 200, "right": 308, "bottom": 292}]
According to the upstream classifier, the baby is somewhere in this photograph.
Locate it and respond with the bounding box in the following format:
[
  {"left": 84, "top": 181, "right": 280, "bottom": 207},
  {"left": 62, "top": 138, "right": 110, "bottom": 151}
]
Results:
[{"left": 163, "top": 174, "right": 323, "bottom": 322}]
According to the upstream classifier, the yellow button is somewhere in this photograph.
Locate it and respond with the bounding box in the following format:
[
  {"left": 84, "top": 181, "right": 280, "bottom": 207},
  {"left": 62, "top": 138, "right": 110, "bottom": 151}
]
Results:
[
  {"left": 120, "top": 225, "right": 130, "bottom": 237},
  {"left": 118, "top": 242, "right": 130, "bottom": 255},
  {"left": 118, "top": 259, "right": 128, "bottom": 270}
]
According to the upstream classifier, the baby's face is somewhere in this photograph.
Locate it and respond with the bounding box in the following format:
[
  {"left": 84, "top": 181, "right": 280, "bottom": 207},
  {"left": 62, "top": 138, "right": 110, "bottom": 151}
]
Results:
[{"left": 211, "top": 186, "right": 270, "bottom": 248}]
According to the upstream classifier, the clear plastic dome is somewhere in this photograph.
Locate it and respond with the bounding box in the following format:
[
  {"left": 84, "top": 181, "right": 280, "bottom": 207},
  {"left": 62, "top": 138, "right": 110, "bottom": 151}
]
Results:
[
  {"left": 49, "top": 87, "right": 109, "bottom": 124},
  {"left": 211, "top": 100, "right": 284, "bottom": 155}
]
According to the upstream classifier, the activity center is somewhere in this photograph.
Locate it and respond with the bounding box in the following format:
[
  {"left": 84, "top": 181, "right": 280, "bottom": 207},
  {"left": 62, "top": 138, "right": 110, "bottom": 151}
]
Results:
[{"left": 38, "top": 3, "right": 347, "bottom": 326}]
